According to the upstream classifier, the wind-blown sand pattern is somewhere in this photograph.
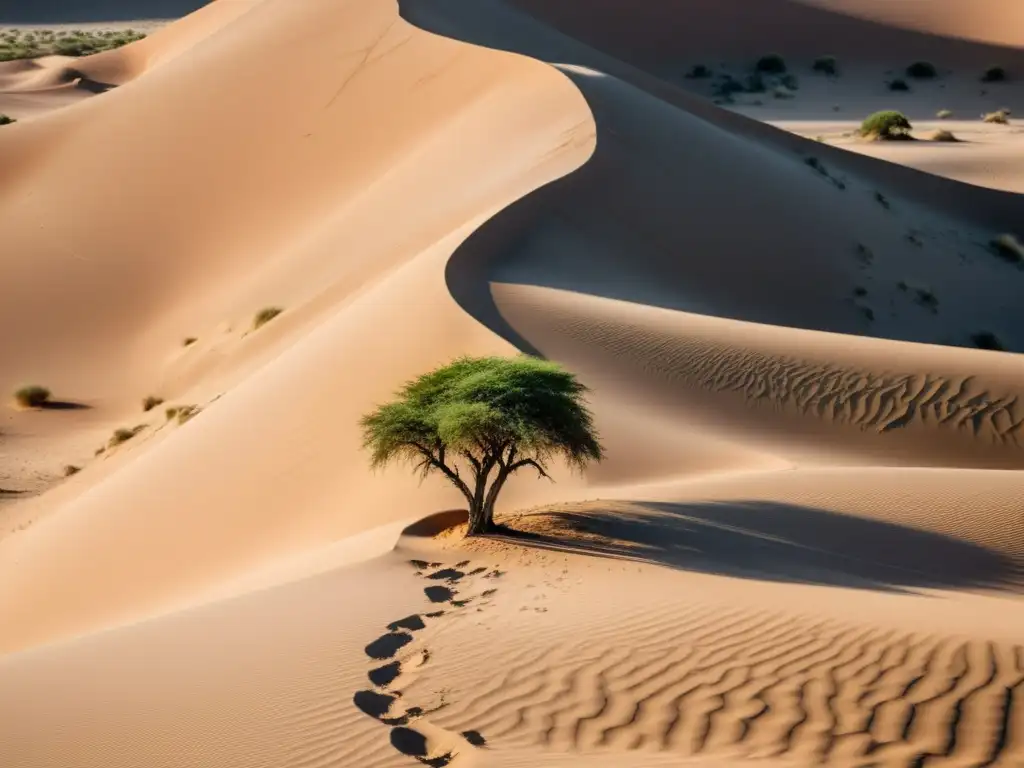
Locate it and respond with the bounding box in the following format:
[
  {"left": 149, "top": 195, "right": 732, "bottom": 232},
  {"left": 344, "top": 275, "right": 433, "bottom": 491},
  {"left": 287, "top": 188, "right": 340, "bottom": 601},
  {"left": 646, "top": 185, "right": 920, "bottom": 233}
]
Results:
[{"left": 2, "top": 1, "right": 1024, "bottom": 767}]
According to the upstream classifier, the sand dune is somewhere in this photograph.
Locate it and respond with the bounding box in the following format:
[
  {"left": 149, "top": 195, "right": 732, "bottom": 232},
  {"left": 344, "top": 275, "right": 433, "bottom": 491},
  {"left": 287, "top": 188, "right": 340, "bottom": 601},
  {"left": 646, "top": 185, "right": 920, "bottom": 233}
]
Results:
[{"left": 1, "top": 1, "right": 1023, "bottom": 767}]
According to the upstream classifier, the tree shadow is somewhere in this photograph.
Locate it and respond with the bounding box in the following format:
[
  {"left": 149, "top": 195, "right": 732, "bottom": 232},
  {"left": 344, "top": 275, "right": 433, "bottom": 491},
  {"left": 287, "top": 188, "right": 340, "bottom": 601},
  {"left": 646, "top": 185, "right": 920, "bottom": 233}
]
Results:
[
  {"left": 492, "top": 500, "right": 1023, "bottom": 593},
  {"left": 38, "top": 400, "right": 90, "bottom": 411}
]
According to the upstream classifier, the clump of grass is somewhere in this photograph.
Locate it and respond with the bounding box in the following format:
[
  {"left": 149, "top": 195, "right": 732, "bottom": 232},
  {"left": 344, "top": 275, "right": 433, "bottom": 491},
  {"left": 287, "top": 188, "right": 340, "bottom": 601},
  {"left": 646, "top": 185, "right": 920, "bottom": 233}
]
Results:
[
  {"left": 971, "top": 331, "right": 1005, "bottom": 351},
  {"left": 906, "top": 61, "right": 938, "bottom": 79},
  {"left": 755, "top": 53, "right": 787, "bottom": 74},
  {"left": 142, "top": 395, "right": 164, "bottom": 412},
  {"left": 888, "top": 78, "right": 910, "bottom": 92},
  {"left": 860, "top": 110, "right": 913, "bottom": 140},
  {"left": 812, "top": 56, "right": 838, "bottom": 76},
  {"left": 936, "top": 109, "right": 953, "bottom": 119},
  {"left": 175, "top": 404, "right": 200, "bottom": 424},
  {"left": 14, "top": 385, "right": 50, "bottom": 408},
  {"left": 253, "top": 307, "right": 283, "bottom": 330},
  {"left": 981, "top": 66, "right": 1006, "bottom": 83},
  {"left": 63, "top": 465, "right": 81, "bottom": 477},
  {"left": 929, "top": 129, "right": 958, "bottom": 142},
  {"left": 182, "top": 336, "right": 198, "bottom": 347},
  {"left": 0, "top": 115, "right": 14, "bottom": 126},
  {"left": 109, "top": 425, "right": 146, "bottom": 447},
  {"left": 991, "top": 233, "right": 1024, "bottom": 262},
  {"left": 983, "top": 109, "right": 1010, "bottom": 124},
  {"left": 685, "top": 64, "right": 712, "bottom": 79},
  {"left": 165, "top": 406, "right": 180, "bottom": 421}
]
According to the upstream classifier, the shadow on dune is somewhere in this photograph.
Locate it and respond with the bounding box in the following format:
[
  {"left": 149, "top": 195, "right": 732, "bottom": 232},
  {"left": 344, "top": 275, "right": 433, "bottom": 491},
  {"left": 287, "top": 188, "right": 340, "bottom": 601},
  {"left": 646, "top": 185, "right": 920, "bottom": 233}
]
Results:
[{"left": 494, "top": 500, "right": 1023, "bottom": 594}]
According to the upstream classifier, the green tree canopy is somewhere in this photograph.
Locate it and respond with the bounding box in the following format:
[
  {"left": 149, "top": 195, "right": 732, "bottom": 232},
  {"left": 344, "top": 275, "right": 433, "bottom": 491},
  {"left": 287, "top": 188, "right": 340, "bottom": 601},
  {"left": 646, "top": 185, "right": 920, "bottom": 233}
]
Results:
[{"left": 361, "top": 356, "right": 603, "bottom": 535}]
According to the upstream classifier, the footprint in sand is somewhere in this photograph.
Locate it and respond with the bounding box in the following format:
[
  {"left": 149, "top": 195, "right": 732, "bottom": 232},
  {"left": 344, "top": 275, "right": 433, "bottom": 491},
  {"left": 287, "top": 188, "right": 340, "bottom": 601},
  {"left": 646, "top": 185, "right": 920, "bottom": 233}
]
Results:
[{"left": 356, "top": 559, "right": 503, "bottom": 765}]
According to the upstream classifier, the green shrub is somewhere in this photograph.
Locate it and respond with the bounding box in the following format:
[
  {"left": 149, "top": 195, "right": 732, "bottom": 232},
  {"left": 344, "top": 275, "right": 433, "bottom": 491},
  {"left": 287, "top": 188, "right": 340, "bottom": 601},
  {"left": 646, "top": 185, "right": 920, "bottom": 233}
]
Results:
[
  {"left": 756, "top": 53, "right": 787, "bottom": 74},
  {"left": 176, "top": 404, "right": 200, "bottom": 424},
  {"left": 983, "top": 109, "right": 1010, "bottom": 124},
  {"left": 888, "top": 78, "right": 910, "bottom": 91},
  {"left": 0, "top": 115, "right": 14, "bottom": 126},
  {"left": 14, "top": 385, "right": 50, "bottom": 408},
  {"left": 253, "top": 307, "right": 283, "bottom": 330},
  {"left": 906, "top": 61, "right": 937, "bottom": 79},
  {"left": 981, "top": 66, "right": 1006, "bottom": 83},
  {"left": 0, "top": 28, "right": 145, "bottom": 62},
  {"left": 165, "top": 406, "right": 180, "bottom": 421},
  {"left": 142, "top": 395, "right": 164, "bottom": 412},
  {"left": 860, "top": 110, "right": 913, "bottom": 140},
  {"left": 812, "top": 56, "right": 838, "bottom": 76},
  {"left": 936, "top": 109, "right": 953, "bottom": 119}
]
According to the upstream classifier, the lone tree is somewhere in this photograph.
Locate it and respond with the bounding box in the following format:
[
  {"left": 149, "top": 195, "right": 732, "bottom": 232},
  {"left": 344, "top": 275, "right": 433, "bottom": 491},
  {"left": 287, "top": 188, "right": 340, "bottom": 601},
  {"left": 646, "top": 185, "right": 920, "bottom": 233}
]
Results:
[{"left": 361, "top": 356, "right": 603, "bottom": 536}]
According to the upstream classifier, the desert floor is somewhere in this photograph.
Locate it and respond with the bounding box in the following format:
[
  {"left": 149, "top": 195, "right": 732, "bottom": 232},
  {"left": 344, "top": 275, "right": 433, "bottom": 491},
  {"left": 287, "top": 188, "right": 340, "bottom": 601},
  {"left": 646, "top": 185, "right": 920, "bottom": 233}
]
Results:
[{"left": 1, "top": 1, "right": 1023, "bottom": 767}]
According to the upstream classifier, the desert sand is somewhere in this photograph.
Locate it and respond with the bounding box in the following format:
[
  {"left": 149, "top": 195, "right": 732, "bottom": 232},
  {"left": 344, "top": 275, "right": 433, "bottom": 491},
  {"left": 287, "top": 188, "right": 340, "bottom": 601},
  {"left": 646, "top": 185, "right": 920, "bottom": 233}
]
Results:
[{"left": 1, "top": 1, "right": 1023, "bottom": 767}]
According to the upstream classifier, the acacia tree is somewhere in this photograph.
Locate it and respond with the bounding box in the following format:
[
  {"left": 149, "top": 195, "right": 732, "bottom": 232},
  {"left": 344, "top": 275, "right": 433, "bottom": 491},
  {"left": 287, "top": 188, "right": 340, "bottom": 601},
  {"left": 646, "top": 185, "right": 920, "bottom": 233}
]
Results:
[{"left": 361, "top": 356, "right": 603, "bottom": 535}]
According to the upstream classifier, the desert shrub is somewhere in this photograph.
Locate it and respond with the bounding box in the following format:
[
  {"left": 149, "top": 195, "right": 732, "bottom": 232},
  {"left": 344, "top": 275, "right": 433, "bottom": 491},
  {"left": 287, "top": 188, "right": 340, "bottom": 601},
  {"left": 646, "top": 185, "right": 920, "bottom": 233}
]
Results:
[
  {"left": 971, "top": 331, "right": 1005, "bottom": 351},
  {"left": 142, "top": 395, "right": 164, "bottom": 412},
  {"left": 14, "top": 385, "right": 50, "bottom": 408},
  {"left": 779, "top": 73, "right": 799, "bottom": 90},
  {"left": 253, "top": 307, "right": 283, "bottom": 330},
  {"left": 981, "top": 66, "right": 1006, "bottom": 83},
  {"left": 888, "top": 78, "right": 910, "bottom": 91},
  {"left": 63, "top": 465, "right": 81, "bottom": 477},
  {"left": 0, "top": 115, "right": 14, "bottom": 126},
  {"left": 165, "top": 406, "right": 180, "bottom": 421},
  {"left": 685, "top": 64, "right": 712, "bottom": 79},
  {"left": 756, "top": 53, "right": 787, "bottom": 74},
  {"left": 109, "top": 425, "right": 146, "bottom": 447},
  {"left": 983, "top": 109, "right": 1010, "bottom": 124},
  {"left": 182, "top": 336, "right": 197, "bottom": 346},
  {"left": 906, "top": 61, "right": 937, "bottom": 79},
  {"left": 991, "top": 234, "right": 1024, "bottom": 262},
  {"left": 0, "top": 28, "right": 145, "bottom": 62},
  {"left": 860, "top": 110, "right": 913, "bottom": 140},
  {"left": 812, "top": 56, "right": 838, "bottom": 75},
  {"left": 936, "top": 109, "right": 953, "bottom": 119},
  {"left": 929, "top": 129, "right": 958, "bottom": 142},
  {"left": 176, "top": 404, "right": 200, "bottom": 424},
  {"left": 743, "top": 72, "right": 765, "bottom": 93}
]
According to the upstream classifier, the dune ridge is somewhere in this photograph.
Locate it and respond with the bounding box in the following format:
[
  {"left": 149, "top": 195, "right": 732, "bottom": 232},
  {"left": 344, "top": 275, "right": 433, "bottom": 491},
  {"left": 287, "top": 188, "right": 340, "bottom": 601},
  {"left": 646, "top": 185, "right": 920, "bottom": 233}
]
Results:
[{"left": 1, "top": 1, "right": 1023, "bottom": 768}]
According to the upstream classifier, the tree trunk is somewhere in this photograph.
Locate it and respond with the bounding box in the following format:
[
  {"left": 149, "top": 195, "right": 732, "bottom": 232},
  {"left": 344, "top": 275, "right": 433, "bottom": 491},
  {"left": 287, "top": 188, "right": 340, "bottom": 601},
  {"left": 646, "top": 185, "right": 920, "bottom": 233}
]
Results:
[
  {"left": 466, "top": 498, "right": 487, "bottom": 536},
  {"left": 481, "top": 468, "right": 511, "bottom": 532}
]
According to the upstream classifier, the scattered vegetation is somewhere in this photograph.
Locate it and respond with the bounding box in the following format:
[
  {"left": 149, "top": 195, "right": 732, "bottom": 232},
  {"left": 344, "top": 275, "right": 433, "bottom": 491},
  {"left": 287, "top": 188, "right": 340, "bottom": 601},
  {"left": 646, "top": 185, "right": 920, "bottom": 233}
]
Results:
[
  {"left": 811, "top": 56, "right": 838, "bottom": 76},
  {"left": 929, "top": 129, "right": 958, "bottom": 142},
  {"left": 991, "top": 234, "right": 1024, "bottom": 263},
  {"left": 63, "top": 465, "right": 81, "bottom": 477},
  {"left": 906, "top": 61, "right": 938, "bottom": 79},
  {"left": 0, "top": 115, "right": 14, "bottom": 126},
  {"left": 360, "top": 356, "right": 603, "bottom": 536},
  {"left": 983, "top": 109, "right": 1010, "bottom": 124},
  {"left": 166, "top": 404, "right": 200, "bottom": 424},
  {"left": 859, "top": 110, "right": 913, "bottom": 140},
  {"left": 888, "top": 78, "right": 910, "bottom": 92},
  {"left": 142, "top": 395, "right": 164, "bottom": 412},
  {"left": 971, "top": 331, "right": 1005, "bottom": 351},
  {"left": 685, "top": 64, "right": 712, "bottom": 79},
  {"left": 109, "top": 425, "right": 146, "bottom": 447},
  {"left": 165, "top": 406, "right": 180, "bottom": 421},
  {"left": 253, "top": 307, "right": 283, "bottom": 330},
  {"left": 778, "top": 73, "right": 799, "bottom": 91},
  {"left": 936, "top": 109, "right": 953, "bottom": 119},
  {"left": 755, "top": 53, "right": 787, "bottom": 74},
  {"left": 182, "top": 336, "right": 198, "bottom": 347},
  {"left": 14, "top": 385, "right": 51, "bottom": 408},
  {"left": 0, "top": 28, "right": 146, "bottom": 62},
  {"left": 981, "top": 66, "right": 1007, "bottom": 83}
]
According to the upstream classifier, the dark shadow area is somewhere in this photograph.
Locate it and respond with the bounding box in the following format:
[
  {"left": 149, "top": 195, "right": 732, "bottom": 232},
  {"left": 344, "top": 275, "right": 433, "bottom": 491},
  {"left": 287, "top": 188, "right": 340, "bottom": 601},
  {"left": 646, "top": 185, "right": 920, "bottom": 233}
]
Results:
[
  {"left": 390, "top": 727, "right": 452, "bottom": 767},
  {"left": 426, "top": 568, "right": 465, "bottom": 583},
  {"left": 38, "top": 400, "right": 90, "bottom": 411},
  {"left": 387, "top": 614, "right": 426, "bottom": 632},
  {"left": 494, "top": 500, "right": 1023, "bottom": 593},
  {"left": 462, "top": 730, "right": 486, "bottom": 746},
  {"left": 368, "top": 660, "right": 403, "bottom": 688},
  {"left": 354, "top": 689, "right": 401, "bottom": 721},
  {"left": 0, "top": 1, "right": 205, "bottom": 24},
  {"left": 365, "top": 630, "right": 413, "bottom": 660},
  {"left": 424, "top": 585, "right": 453, "bottom": 603},
  {"left": 401, "top": 509, "right": 466, "bottom": 538}
]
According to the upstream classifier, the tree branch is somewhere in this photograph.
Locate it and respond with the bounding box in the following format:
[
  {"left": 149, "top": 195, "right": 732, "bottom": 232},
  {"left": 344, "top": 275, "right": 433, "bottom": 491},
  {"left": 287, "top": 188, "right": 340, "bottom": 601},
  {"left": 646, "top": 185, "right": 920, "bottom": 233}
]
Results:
[
  {"left": 509, "top": 457, "right": 552, "bottom": 480},
  {"left": 411, "top": 442, "right": 473, "bottom": 501}
]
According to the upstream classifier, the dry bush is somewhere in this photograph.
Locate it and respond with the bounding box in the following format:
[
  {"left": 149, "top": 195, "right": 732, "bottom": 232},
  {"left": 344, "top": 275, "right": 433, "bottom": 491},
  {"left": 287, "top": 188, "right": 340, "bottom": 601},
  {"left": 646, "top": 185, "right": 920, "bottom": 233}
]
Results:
[{"left": 14, "top": 385, "right": 50, "bottom": 408}]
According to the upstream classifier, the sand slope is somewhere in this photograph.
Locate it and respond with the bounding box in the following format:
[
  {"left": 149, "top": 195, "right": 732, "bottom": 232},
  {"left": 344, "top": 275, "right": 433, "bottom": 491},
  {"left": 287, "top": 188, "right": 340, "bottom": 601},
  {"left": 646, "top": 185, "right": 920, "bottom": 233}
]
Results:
[{"left": 1, "top": 1, "right": 1023, "bottom": 767}]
